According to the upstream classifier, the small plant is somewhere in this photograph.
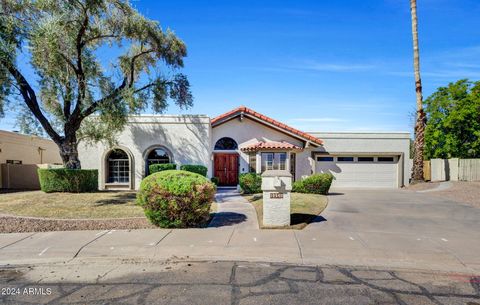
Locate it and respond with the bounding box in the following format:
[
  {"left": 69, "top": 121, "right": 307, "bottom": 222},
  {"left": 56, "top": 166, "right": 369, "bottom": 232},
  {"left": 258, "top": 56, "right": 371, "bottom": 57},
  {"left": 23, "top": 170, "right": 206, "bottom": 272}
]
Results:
[
  {"left": 211, "top": 177, "right": 219, "bottom": 185},
  {"left": 292, "top": 173, "right": 334, "bottom": 195},
  {"left": 149, "top": 163, "right": 177, "bottom": 174},
  {"left": 179, "top": 164, "right": 208, "bottom": 177},
  {"left": 239, "top": 173, "right": 262, "bottom": 194},
  {"left": 38, "top": 168, "right": 98, "bottom": 193},
  {"left": 137, "top": 170, "right": 216, "bottom": 228}
]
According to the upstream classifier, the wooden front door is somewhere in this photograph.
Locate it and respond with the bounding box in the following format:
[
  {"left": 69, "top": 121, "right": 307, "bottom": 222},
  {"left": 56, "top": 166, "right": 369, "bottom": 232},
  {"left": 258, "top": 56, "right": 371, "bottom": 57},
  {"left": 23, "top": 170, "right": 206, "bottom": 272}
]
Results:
[{"left": 214, "top": 153, "right": 239, "bottom": 186}]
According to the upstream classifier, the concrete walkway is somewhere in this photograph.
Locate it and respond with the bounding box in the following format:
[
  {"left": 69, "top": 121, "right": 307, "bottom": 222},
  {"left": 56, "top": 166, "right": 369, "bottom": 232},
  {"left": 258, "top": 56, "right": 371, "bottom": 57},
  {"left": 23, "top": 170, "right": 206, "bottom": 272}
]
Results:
[
  {"left": 208, "top": 188, "right": 258, "bottom": 229},
  {"left": 0, "top": 189, "right": 479, "bottom": 275}
]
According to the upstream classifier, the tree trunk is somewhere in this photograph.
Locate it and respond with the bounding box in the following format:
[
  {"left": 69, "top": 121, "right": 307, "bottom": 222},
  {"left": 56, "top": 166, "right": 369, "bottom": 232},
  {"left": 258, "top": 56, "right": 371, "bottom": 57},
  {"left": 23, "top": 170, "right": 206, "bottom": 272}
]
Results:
[
  {"left": 59, "top": 137, "right": 81, "bottom": 169},
  {"left": 410, "top": 0, "right": 426, "bottom": 182}
]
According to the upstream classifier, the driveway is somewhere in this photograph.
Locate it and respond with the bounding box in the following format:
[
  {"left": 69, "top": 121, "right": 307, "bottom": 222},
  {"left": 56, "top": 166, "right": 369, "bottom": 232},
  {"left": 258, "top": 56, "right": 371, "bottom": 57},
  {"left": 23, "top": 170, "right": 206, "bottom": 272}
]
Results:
[
  {"left": 316, "top": 188, "right": 480, "bottom": 236},
  {"left": 297, "top": 189, "right": 480, "bottom": 270}
]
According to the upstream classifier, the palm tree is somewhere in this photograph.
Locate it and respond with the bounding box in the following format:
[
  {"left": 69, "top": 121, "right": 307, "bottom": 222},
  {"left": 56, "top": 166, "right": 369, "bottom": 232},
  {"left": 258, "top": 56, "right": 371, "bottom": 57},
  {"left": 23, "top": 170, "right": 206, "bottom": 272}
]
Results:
[{"left": 410, "top": 0, "right": 427, "bottom": 182}]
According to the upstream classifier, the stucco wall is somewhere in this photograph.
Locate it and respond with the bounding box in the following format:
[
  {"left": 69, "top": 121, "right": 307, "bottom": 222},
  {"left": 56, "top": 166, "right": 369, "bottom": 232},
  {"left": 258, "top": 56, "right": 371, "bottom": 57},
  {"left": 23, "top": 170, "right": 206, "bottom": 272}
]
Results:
[
  {"left": 211, "top": 117, "right": 306, "bottom": 177},
  {"left": 0, "top": 130, "right": 62, "bottom": 188},
  {"left": 0, "top": 130, "right": 62, "bottom": 165},
  {"left": 309, "top": 132, "right": 411, "bottom": 186},
  {"left": 78, "top": 115, "right": 211, "bottom": 190}
]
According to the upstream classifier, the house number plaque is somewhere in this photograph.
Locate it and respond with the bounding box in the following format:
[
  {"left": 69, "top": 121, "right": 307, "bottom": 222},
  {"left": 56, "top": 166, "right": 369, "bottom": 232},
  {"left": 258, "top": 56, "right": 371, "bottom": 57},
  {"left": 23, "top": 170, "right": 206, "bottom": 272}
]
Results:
[{"left": 270, "top": 192, "right": 284, "bottom": 199}]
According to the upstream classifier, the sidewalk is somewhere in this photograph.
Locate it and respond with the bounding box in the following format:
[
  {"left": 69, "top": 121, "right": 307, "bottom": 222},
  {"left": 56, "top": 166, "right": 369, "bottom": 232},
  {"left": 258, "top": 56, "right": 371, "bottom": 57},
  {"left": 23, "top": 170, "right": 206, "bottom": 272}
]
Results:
[
  {"left": 1, "top": 226, "right": 479, "bottom": 274},
  {"left": 0, "top": 190, "right": 479, "bottom": 275}
]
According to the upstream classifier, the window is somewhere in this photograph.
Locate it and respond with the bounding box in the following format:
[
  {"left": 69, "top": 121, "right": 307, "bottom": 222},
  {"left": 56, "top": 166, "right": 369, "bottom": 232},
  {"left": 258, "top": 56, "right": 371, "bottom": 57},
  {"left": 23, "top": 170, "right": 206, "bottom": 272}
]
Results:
[
  {"left": 358, "top": 157, "right": 374, "bottom": 162},
  {"left": 6, "top": 160, "right": 22, "bottom": 164},
  {"left": 378, "top": 156, "right": 395, "bottom": 162},
  {"left": 290, "top": 153, "right": 296, "bottom": 180},
  {"left": 107, "top": 149, "right": 129, "bottom": 183},
  {"left": 262, "top": 153, "right": 274, "bottom": 171},
  {"left": 317, "top": 156, "right": 334, "bottom": 162},
  {"left": 279, "top": 153, "right": 286, "bottom": 170},
  {"left": 249, "top": 153, "right": 257, "bottom": 173},
  {"left": 337, "top": 156, "right": 354, "bottom": 162},
  {"left": 261, "top": 152, "right": 287, "bottom": 171},
  {"left": 147, "top": 148, "right": 171, "bottom": 166},
  {"left": 214, "top": 137, "right": 238, "bottom": 150}
]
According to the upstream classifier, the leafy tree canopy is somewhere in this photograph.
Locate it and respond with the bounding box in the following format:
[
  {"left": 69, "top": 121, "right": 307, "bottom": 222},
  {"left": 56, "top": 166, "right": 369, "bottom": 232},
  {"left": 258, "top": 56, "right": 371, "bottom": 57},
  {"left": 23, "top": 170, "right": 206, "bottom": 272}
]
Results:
[
  {"left": 424, "top": 79, "right": 480, "bottom": 159},
  {"left": 0, "top": 0, "right": 193, "bottom": 168}
]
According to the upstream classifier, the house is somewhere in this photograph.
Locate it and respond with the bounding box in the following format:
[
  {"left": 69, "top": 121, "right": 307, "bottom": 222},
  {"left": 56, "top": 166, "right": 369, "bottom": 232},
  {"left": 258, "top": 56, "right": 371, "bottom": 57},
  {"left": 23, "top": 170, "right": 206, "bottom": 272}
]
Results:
[
  {"left": 78, "top": 106, "right": 410, "bottom": 190},
  {"left": 0, "top": 130, "right": 62, "bottom": 189}
]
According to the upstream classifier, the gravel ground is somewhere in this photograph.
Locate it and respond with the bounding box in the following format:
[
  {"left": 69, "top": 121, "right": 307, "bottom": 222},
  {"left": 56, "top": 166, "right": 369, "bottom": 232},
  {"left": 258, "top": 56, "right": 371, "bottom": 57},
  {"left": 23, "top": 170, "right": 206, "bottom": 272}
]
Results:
[
  {"left": 0, "top": 215, "right": 156, "bottom": 233},
  {"left": 404, "top": 181, "right": 440, "bottom": 191},
  {"left": 430, "top": 181, "right": 480, "bottom": 208}
]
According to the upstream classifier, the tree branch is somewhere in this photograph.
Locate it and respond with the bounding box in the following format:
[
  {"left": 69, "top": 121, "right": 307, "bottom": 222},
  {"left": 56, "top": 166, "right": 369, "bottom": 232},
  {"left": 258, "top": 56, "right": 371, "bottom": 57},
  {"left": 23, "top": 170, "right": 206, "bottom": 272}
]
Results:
[
  {"left": 80, "top": 78, "right": 127, "bottom": 118},
  {"left": 2, "top": 59, "right": 62, "bottom": 143},
  {"left": 81, "top": 34, "right": 119, "bottom": 47},
  {"left": 128, "top": 49, "right": 155, "bottom": 86}
]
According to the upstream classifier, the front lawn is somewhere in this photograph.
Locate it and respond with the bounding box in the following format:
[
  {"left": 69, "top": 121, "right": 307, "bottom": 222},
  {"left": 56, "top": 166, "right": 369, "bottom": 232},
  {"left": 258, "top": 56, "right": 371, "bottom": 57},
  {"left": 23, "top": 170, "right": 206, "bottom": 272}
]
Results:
[
  {"left": 0, "top": 191, "right": 144, "bottom": 219},
  {"left": 243, "top": 193, "right": 328, "bottom": 229}
]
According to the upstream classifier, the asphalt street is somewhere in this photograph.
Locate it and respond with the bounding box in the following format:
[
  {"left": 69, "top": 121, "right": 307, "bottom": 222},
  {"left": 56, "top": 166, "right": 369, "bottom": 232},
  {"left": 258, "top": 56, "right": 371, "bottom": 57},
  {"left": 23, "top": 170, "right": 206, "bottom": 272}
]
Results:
[{"left": 1, "top": 260, "right": 480, "bottom": 305}]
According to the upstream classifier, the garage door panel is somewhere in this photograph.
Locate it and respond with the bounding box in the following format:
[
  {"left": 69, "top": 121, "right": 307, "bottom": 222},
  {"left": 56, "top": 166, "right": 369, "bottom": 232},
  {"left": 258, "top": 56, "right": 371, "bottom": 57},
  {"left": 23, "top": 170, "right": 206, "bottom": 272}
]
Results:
[{"left": 316, "top": 157, "right": 398, "bottom": 188}]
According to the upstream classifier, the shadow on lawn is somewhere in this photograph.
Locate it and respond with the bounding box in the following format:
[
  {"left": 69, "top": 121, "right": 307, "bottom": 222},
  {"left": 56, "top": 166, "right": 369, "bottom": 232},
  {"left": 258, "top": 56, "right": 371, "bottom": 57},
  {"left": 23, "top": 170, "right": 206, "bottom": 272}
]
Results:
[
  {"left": 94, "top": 192, "right": 137, "bottom": 206},
  {"left": 291, "top": 214, "right": 327, "bottom": 226}
]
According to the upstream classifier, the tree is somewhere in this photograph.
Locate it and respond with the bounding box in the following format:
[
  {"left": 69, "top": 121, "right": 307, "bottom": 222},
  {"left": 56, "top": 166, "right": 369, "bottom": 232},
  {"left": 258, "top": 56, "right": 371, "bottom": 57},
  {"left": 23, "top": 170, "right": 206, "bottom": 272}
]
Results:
[
  {"left": 410, "top": 0, "right": 427, "bottom": 182},
  {"left": 424, "top": 79, "right": 480, "bottom": 159},
  {"left": 0, "top": 0, "right": 193, "bottom": 169}
]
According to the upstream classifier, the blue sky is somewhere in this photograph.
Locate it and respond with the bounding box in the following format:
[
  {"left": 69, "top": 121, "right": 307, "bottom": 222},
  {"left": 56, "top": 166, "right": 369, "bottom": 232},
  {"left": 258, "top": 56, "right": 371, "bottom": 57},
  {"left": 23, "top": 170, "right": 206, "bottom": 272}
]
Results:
[{"left": 2, "top": 0, "right": 480, "bottom": 133}]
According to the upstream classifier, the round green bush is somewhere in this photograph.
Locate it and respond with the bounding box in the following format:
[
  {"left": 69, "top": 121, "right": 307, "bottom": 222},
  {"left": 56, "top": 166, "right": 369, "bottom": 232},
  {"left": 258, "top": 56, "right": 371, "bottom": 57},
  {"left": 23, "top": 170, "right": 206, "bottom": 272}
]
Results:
[
  {"left": 136, "top": 170, "right": 216, "bottom": 228},
  {"left": 179, "top": 164, "right": 208, "bottom": 177},
  {"left": 292, "top": 173, "right": 334, "bottom": 195},
  {"left": 38, "top": 168, "right": 98, "bottom": 193},
  {"left": 149, "top": 163, "right": 177, "bottom": 174},
  {"left": 239, "top": 173, "right": 262, "bottom": 194}
]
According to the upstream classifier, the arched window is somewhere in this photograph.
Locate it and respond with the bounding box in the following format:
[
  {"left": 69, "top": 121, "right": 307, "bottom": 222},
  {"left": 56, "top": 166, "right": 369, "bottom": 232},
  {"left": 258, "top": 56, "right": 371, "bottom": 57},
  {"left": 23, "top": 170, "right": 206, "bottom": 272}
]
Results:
[
  {"left": 107, "top": 149, "right": 129, "bottom": 183},
  {"left": 214, "top": 137, "right": 238, "bottom": 150},
  {"left": 147, "top": 148, "right": 171, "bottom": 166}
]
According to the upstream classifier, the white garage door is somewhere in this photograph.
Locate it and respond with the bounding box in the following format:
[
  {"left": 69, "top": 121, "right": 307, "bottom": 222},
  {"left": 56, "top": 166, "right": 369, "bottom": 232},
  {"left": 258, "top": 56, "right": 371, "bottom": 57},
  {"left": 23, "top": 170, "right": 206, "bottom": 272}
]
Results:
[{"left": 315, "top": 155, "right": 399, "bottom": 188}]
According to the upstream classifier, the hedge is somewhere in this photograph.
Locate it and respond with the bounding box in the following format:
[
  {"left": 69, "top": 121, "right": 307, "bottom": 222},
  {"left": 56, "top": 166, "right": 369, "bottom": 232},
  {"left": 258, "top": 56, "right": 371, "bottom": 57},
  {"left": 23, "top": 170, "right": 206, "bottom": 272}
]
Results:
[
  {"left": 137, "top": 170, "right": 216, "bottom": 228},
  {"left": 292, "top": 173, "right": 334, "bottom": 195},
  {"left": 239, "top": 173, "right": 262, "bottom": 194},
  {"left": 179, "top": 164, "right": 208, "bottom": 177},
  {"left": 38, "top": 168, "right": 98, "bottom": 193},
  {"left": 149, "top": 163, "right": 177, "bottom": 174}
]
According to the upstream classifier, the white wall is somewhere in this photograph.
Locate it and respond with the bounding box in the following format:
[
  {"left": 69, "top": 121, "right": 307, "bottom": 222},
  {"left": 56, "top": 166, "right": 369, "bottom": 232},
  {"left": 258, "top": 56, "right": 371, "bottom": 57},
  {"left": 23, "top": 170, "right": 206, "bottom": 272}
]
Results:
[
  {"left": 78, "top": 115, "right": 211, "bottom": 190},
  {"left": 212, "top": 117, "right": 307, "bottom": 177},
  {"left": 309, "top": 132, "right": 411, "bottom": 186}
]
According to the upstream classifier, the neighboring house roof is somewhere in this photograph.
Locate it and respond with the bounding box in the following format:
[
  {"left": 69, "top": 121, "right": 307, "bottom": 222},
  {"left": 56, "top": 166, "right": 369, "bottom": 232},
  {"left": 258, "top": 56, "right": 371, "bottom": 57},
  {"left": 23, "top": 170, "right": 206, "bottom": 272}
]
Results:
[
  {"left": 211, "top": 106, "right": 324, "bottom": 146},
  {"left": 241, "top": 141, "right": 303, "bottom": 152}
]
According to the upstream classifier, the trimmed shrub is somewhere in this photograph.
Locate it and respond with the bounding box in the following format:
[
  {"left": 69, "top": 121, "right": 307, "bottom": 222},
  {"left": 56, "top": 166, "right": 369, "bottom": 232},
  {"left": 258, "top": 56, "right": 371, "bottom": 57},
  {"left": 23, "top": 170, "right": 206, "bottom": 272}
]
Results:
[
  {"left": 211, "top": 177, "right": 219, "bottom": 185},
  {"left": 292, "top": 173, "right": 334, "bottom": 195},
  {"left": 239, "top": 173, "right": 262, "bottom": 194},
  {"left": 149, "top": 163, "right": 176, "bottom": 174},
  {"left": 179, "top": 164, "right": 208, "bottom": 177},
  {"left": 136, "top": 170, "right": 216, "bottom": 228},
  {"left": 292, "top": 180, "right": 306, "bottom": 193},
  {"left": 38, "top": 168, "right": 98, "bottom": 193}
]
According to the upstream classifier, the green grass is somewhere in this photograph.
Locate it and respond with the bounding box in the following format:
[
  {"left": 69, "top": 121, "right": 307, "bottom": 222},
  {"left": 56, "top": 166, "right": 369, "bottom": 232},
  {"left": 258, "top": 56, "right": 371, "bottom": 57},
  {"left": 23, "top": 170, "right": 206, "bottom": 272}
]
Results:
[
  {"left": 0, "top": 191, "right": 144, "bottom": 219},
  {"left": 0, "top": 190, "right": 219, "bottom": 220},
  {"left": 243, "top": 193, "right": 328, "bottom": 230}
]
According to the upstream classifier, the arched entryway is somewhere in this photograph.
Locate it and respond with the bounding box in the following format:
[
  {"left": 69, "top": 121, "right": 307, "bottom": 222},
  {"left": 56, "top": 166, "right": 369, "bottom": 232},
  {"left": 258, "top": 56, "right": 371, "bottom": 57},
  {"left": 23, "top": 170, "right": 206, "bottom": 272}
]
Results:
[
  {"left": 213, "top": 137, "right": 239, "bottom": 186},
  {"left": 103, "top": 147, "right": 134, "bottom": 189}
]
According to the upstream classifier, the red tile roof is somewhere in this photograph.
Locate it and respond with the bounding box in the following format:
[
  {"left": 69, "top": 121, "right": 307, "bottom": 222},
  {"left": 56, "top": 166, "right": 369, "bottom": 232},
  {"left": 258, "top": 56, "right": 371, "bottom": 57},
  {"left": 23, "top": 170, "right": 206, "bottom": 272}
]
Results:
[
  {"left": 241, "top": 141, "right": 303, "bottom": 152},
  {"left": 211, "top": 106, "right": 324, "bottom": 146}
]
